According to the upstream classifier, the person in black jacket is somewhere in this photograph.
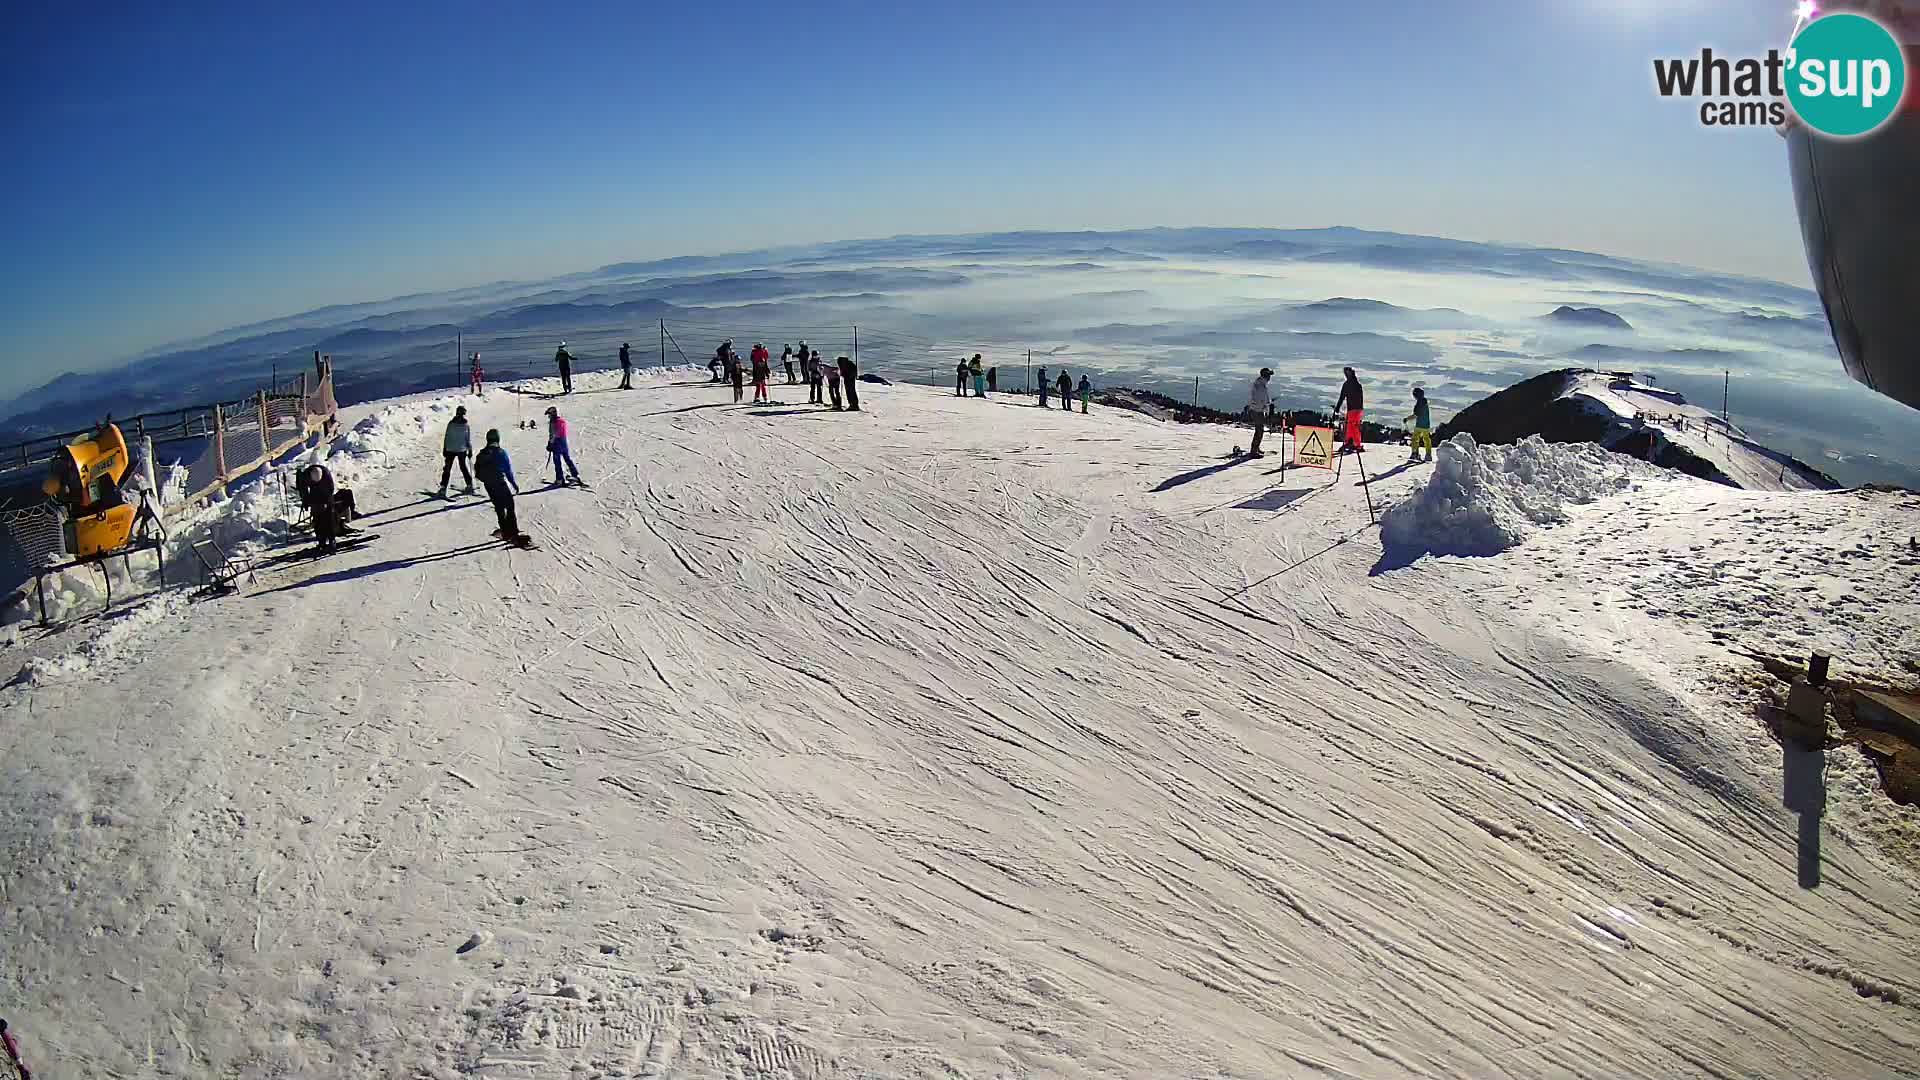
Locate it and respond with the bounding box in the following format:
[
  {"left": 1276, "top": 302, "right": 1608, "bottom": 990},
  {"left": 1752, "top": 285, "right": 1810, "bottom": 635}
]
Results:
[
  {"left": 295, "top": 462, "right": 357, "bottom": 554},
  {"left": 837, "top": 355, "right": 861, "bottom": 411},
  {"left": 783, "top": 344, "right": 796, "bottom": 384},
  {"left": 1334, "top": 366, "right": 1365, "bottom": 453},
  {"left": 619, "top": 342, "right": 633, "bottom": 389},
  {"left": 1055, "top": 370, "right": 1072, "bottom": 411},
  {"left": 474, "top": 429, "right": 527, "bottom": 543},
  {"left": 554, "top": 342, "right": 575, "bottom": 394}
]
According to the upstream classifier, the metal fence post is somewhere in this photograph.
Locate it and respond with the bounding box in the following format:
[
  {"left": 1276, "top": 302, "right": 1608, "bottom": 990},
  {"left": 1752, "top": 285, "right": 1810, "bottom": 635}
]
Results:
[{"left": 257, "top": 390, "right": 272, "bottom": 460}]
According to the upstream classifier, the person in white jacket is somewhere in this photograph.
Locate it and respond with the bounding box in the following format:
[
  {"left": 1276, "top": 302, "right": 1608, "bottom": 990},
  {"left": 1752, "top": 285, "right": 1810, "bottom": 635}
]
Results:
[
  {"left": 1247, "top": 368, "right": 1274, "bottom": 457},
  {"left": 439, "top": 405, "right": 475, "bottom": 496}
]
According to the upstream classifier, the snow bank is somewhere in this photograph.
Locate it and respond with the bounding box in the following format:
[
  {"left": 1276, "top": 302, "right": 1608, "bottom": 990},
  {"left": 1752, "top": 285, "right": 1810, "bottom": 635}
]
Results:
[{"left": 1380, "top": 434, "right": 1662, "bottom": 557}]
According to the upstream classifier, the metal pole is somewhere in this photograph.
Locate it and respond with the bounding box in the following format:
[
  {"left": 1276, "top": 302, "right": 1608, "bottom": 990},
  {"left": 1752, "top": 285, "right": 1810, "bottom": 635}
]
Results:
[
  {"left": 659, "top": 318, "right": 666, "bottom": 371},
  {"left": 1027, "top": 350, "right": 1032, "bottom": 395},
  {"left": 1722, "top": 369, "right": 1729, "bottom": 424},
  {"left": 1193, "top": 376, "right": 1199, "bottom": 408},
  {"left": 457, "top": 330, "right": 463, "bottom": 389},
  {"left": 853, "top": 325, "right": 858, "bottom": 369}
]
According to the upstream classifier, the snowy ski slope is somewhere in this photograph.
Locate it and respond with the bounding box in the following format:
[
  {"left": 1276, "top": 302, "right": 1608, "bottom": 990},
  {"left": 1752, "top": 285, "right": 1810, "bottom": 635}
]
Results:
[{"left": 2, "top": 366, "right": 1917, "bottom": 1079}]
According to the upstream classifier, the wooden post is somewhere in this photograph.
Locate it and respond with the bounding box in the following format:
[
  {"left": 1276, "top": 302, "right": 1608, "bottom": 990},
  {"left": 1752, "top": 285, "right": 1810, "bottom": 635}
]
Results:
[{"left": 213, "top": 404, "right": 228, "bottom": 485}]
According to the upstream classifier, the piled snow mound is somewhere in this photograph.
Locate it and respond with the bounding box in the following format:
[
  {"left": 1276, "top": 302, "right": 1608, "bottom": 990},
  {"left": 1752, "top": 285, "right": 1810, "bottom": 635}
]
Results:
[{"left": 1381, "top": 433, "right": 1663, "bottom": 556}]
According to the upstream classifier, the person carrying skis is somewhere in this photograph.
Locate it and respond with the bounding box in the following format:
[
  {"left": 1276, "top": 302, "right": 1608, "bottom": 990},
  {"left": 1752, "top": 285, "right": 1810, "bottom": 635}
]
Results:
[
  {"left": 554, "top": 342, "right": 575, "bottom": 394},
  {"left": 1334, "top": 366, "right": 1365, "bottom": 454},
  {"left": 473, "top": 428, "right": 527, "bottom": 544},
  {"left": 1, "top": 1018, "right": 32, "bottom": 1080},
  {"left": 1038, "top": 366, "right": 1050, "bottom": 408},
  {"left": 1247, "top": 367, "right": 1274, "bottom": 457},
  {"left": 1406, "top": 386, "right": 1434, "bottom": 463},
  {"left": 545, "top": 407, "right": 583, "bottom": 486},
  {"left": 782, "top": 344, "right": 796, "bottom": 384},
  {"left": 469, "top": 352, "right": 484, "bottom": 394},
  {"left": 1055, "top": 370, "right": 1072, "bottom": 411},
  {"left": 824, "top": 354, "right": 843, "bottom": 410},
  {"left": 439, "top": 405, "right": 475, "bottom": 497},
  {"left": 970, "top": 354, "right": 986, "bottom": 397},
  {"left": 619, "top": 342, "right": 633, "bottom": 389},
  {"left": 1077, "top": 374, "right": 1092, "bottom": 414},
  {"left": 837, "top": 355, "right": 861, "bottom": 411},
  {"left": 750, "top": 343, "right": 772, "bottom": 403}
]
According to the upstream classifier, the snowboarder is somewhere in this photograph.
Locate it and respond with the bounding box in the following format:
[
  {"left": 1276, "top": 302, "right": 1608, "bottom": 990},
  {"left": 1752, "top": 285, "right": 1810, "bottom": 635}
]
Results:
[
  {"left": 825, "top": 356, "right": 843, "bottom": 410},
  {"left": 955, "top": 358, "right": 970, "bottom": 397},
  {"left": 837, "top": 355, "right": 861, "bottom": 411},
  {"left": 469, "top": 352, "right": 484, "bottom": 394},
  {"left": 1247, "top": 368, "right": 1274, "bottom": 457},
  {"left": 1078, "top": 374, "right": 1092, "bottom": 414},
  {"left": 1334, "top": 366, "right": 1365, "bottom": 454},
  {"left": 474, "top": 429, "right": 528, "bottom": 544},
  {"left": 545, "top": 407, "right": 583, "bottom": 486},
  {"left": 1055, "top": 370, "right": 1072, "bottom": 411},
  {"left": 1, "top": 1018, "right": 32, "bottom": 1080},
  {"left": 555, "top": 342, "right": 575, "bottom": 394},
  {"left": 1038, "top": 366, "right": 1050, "bottom": 408},
  {"left": 751, "top": 343, "right": 771, "bottom": 403},
  {"left": 986, "top": 366, "right": 998, "bottom": 393},
  {"left": 1406, "top": 387, "right": 1434, "bottom": 463},
  {"left": 782, "top": 344, "right": 796, "bottom": 384},
  {"left": 619, "top": 342, "right": 633, "bottom": 389},
  {"left": 970, "top": 354, "right": 986, "bottom": 397},
  {"left": 439, "top": 405, "right": 475, "bottom": 497},
  {"left": 295, "top": 461, "right": 357, "bottom": 554}
]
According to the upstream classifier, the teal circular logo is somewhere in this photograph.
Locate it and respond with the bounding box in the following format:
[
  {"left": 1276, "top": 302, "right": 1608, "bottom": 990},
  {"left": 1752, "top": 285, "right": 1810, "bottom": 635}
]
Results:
[{"left": 1786, "top": 13, "right": 1907, "bottom": 137}]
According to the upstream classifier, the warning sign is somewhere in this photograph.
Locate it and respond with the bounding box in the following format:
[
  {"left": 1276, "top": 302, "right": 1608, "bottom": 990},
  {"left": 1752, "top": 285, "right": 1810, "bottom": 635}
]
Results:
[{"left": 1293, "top": 426, "right": 1335, "bottom": 469}]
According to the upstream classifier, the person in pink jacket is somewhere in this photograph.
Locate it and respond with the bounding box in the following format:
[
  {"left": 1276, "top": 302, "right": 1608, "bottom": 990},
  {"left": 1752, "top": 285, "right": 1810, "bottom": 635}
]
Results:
[{"left": 544, "top": 407, "right": 584, "bottom": 487}]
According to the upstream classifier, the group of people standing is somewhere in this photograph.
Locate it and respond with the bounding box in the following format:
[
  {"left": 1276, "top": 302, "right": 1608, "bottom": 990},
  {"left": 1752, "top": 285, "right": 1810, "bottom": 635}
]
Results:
[
  {"left": 431, "top": 398, "right": 583, "bottom": 549},
  {"left": 1034, "top": 366, "right": 1093, "bottom": 414},
  {"left": 711, "top": 339, "right": 863, "bottom": 411},
  {"left": 1242, "top": 365, "right": 1433, "bottom": 463},
  {"left": 954, "top": 354, "right": 999, "bottom": 397}
]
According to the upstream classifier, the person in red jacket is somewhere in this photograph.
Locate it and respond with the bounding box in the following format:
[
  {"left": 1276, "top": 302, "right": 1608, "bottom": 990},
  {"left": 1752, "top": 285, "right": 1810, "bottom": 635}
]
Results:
[
  {"left": 2, "top": 1017, "right": 34, "bottom": 1080},
  {"left": 749, "top": 343, "right": 771, "bottom": 404}
]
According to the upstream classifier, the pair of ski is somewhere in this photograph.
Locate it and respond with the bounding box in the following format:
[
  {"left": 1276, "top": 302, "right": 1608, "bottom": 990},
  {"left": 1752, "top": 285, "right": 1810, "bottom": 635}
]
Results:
[{"left": 491, "top": 529, "right": 538, "bottom": 550}]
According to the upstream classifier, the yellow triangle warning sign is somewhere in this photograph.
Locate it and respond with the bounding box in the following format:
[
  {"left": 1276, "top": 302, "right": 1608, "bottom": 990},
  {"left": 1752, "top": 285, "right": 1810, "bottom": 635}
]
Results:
[{"left": 1294, "top": 425, "right": 1334, "bottom": 469}]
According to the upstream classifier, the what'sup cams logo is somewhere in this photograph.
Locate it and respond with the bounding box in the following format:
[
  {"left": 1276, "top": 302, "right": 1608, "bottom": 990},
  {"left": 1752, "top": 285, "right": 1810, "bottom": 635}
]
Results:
[{"left": 1654, "top": 3, "right": 1909, "bottom": 136}]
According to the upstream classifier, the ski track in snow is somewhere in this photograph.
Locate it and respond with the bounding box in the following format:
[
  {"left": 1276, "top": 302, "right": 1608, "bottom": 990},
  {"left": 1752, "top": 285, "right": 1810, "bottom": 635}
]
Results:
[{"left": 2, "top": 367, "right": 1917, "bottom": 1079}]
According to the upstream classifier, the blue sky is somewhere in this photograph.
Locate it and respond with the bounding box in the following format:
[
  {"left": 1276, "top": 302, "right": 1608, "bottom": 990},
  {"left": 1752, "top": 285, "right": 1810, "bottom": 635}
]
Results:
[{"left": 1, "top": 0, "right": 1805, "bottom": 399}]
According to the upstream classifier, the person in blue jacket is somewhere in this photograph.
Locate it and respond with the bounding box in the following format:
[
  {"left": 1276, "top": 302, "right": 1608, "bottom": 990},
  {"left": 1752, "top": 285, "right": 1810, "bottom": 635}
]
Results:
[{"left": 474, "top": 429, "right": 526, "bottom": 543}]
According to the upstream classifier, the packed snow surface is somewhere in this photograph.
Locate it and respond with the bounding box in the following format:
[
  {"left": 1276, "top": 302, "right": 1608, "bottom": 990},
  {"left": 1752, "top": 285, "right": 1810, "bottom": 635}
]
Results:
[
  {"left": 2, "top": 367, "right": 1917, "bottom": 1079},
  {"left": 1380, "top": 433, "right": 1665, "bottom": 557}
]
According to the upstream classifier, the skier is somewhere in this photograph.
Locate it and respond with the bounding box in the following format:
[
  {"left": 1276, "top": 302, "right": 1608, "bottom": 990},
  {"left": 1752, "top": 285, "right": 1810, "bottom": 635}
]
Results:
[
  {"left": 955, "top": 357, "right": 969, "bottom": 397},
  {"left": 1247, "top": 368, "right": 1274, "bottom": 457},
  {"left": 1334, "top": 366, "right": 1365, "bottom": 454},
  {"left": 751, "top": 343, "right": 771, "bottom": 403},
  {"left": 545, "top": 407, "right": 583, "bottom": 486},
  {"left": 469, "top": 352, "right": 484, "bottom": 394},
  {"left": 781, "top": 344, "right": 794, "bottom": 384},
  {"left": 619, "top": 342, "right": 633, "bottom": 389},
  {"left": 1, "top": 1018, "right": 31, "bottom": 1080},
  {"left": 837, "top": 355, "right": 861, "bottom": 411},
  {"left": 1038, "top": 366, "right": 1050, "bottom": 408},
  {"left": 1055, "top": 370, "right": 1072, "bottom": 411},
  {"left": 970, "top": 354, "right": 986, "bottom": 397},
  {"left": 555, "top": 342, "right": 575, "bottom": 394},
  {"left": 795, "top": 340, "right": 809, "bottom": 380},
  {"left": 824, "top": 354, "right": 843, "bottom": 410},
  {"left": 439, "top": 405, "right": 475, "bottom": 497},
  {"left": 1406, "top": 387, "right": 1434, "bottom": 463},
  {"left": 729, "top": 348, "right": 746, "bottom": 403},
  {"left": 808, "top": 349, "right": 825, "bottom": 404},
  {"left": 986, "top": 366, "right": 998, "bottom": 393},
  {"left": 295, "top": 461, "right": 357, "bottom": 554},
  {"left": 473, "top": 428, "right": 528, "bottom": 545},
  {"left": 710, "top": 342, "right": 727, "bottom": 383},
  {"left": 1078, "top": 374, "right": 1092, "bottom": 414}
]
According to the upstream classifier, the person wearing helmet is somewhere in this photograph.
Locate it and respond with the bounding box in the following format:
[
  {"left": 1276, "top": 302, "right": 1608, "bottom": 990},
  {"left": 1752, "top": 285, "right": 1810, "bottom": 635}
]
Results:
[
  {"left": 439, "top": 405, "right": 475, "bottom": 497},
  {"left": 619, "top": 341, "right": 633, "bottom": 390},
  {"left": 474, "top": 428, "right": 528, "bottom": 544},
  {"left": 750, "top": 343, "right": 771, "bottom": 403},
  {"left": 554, "top": 341, "right": 574, "bottom": 394},
  {"left": 1784, "top": 1, "right": 1920, "bottom": 411},
  {"left": 469, "top": 351, "right": 484, "bottom": 395},
  {"left": 545, "top": 406, "right": 583, "bottom": 487}
]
